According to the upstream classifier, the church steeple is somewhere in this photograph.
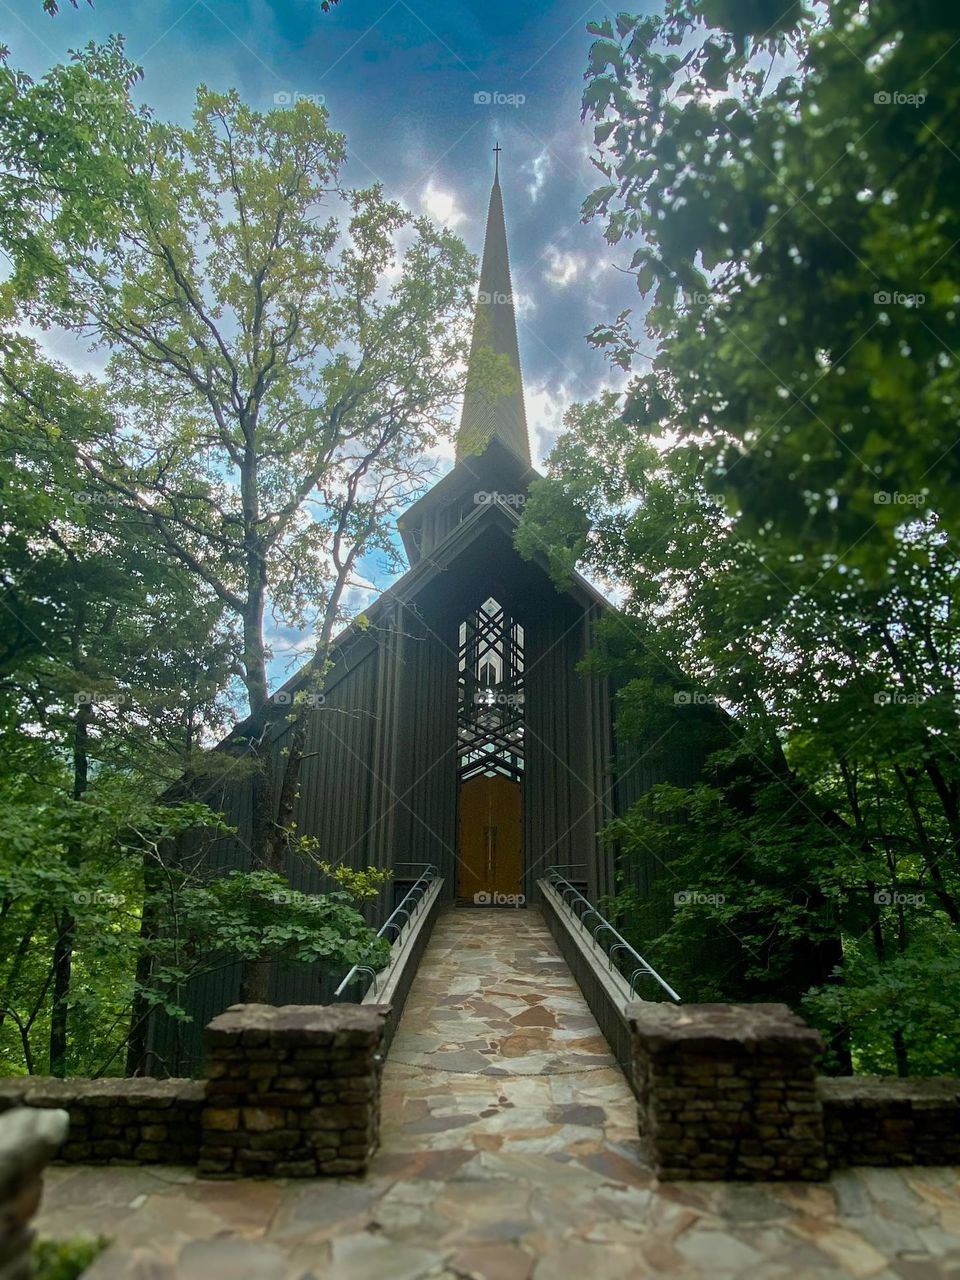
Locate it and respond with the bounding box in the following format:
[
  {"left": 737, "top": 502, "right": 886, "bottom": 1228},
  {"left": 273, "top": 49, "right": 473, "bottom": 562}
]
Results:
[{"left": 456, "top": 148, "right": 531, "bottom": 465}]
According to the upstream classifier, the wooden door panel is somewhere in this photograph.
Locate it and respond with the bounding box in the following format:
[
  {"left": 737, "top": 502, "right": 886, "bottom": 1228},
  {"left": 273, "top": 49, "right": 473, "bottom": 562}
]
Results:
[{"left": 457, "top": 773, "right": 522, "bottom": 903}]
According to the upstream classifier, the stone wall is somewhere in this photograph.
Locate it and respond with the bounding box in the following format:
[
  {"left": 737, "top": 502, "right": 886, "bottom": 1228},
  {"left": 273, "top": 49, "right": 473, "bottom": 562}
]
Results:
[
  {"left": 0, "top": 1077, "right": 204, "bottom": 1166},
  {"left": 629, "top": 1002, "right": 829, "bottom": 1181},
  {"left": 0, "top": 1107, "right": 69, "bottom": 1280},
  {"left": 628, "top": 1002, "right": 960, "bottom": 1181},
  {"left": 821, "top": 1076, "right": 960, "bottom": 1168},
  {"left": 0, "top": 1004, "right": 390, "bottom": 1179},
  {"left": 199, "top": 1003, "right": 390, "bottom": 1178}
]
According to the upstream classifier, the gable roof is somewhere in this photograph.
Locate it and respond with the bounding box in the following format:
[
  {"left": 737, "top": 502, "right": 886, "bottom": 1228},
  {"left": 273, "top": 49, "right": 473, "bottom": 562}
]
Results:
[{"left": 241, "top": 493, "right": 611, "bottom": 743}]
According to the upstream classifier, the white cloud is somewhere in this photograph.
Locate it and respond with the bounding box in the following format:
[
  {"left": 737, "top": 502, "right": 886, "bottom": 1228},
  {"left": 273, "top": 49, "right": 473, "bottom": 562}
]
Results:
[
  {"left": 524, "top": 381, "right": 575, "bottom": 469},
  {"left": 526, "top": 150, "right": 550, "bottom": 203},
  {"left": 426, "top": 432, "right": 458, "bottom": 468},
  {"left": 544, "top": 247, "right": 585, "bottom": 288},
  {"left": 513, "top": 290, "right": 536, "bottom": 318},
  {"left": 420, "top": 180, "right": 466, "bottom": 228},
  {"left": 16, "top": 319, "right": 106, "bottom": 379}
]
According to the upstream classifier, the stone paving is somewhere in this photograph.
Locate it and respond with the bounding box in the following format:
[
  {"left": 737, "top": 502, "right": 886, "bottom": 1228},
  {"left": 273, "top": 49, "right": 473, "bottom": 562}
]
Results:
[{"left": 35, "top": 907, "right": 960, "bottom": 1278}]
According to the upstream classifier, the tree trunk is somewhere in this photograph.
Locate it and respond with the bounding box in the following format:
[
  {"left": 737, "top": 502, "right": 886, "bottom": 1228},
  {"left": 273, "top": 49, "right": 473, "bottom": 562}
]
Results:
[
  {"left": 0, "top": 904, "right": 42, "bottom": 1033},
  {"left": 238, "top": 585, "right": 279, "bottom": 1003},
  {"left": 125, "top": 853, "right": 163, "bottom": 1076},
  {"left": 48, "top": 912, "right": 74, "bottom": 1077},
  {"left": 49, "top": 700, "right": 91, "bottom": 1076}
]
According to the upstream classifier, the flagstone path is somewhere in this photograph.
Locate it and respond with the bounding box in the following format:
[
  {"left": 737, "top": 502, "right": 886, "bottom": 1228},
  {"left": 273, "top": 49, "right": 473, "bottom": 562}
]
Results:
[{"left": 35, "top": 908, "right": 960, "bottom": 1278}]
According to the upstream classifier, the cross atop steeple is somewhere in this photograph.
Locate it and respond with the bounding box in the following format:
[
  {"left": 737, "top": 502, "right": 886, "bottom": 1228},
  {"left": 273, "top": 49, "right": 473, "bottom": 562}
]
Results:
[{"left": 493, "top": 140, "right": 501, "bottom": 180}]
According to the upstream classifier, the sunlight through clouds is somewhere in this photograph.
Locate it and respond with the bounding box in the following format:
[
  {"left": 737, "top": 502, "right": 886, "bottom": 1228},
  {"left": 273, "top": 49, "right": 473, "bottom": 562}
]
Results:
[
  {"left": 420, "top": 180, "right": 466, "bottom": 227},
  {"left": 526, "top": 150, "right": 550, "bottom": 202},
  {"left": 544, "top": 246, "right": 586, "bottom": 288}
]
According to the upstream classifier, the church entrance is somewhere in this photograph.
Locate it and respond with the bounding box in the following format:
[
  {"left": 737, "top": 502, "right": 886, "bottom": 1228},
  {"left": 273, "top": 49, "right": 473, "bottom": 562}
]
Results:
[
  {"left": 457, "top": 773, "right": 522, "bottom": 904},
  {"left": 455, "top": 597, "right": 525, "bottom": 905}
]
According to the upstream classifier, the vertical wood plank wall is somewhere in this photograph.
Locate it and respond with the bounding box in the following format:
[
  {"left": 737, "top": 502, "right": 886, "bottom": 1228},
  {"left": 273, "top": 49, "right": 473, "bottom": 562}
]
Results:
[{"left": 147, "top": 551, "right": 709, "bottom": 1074}]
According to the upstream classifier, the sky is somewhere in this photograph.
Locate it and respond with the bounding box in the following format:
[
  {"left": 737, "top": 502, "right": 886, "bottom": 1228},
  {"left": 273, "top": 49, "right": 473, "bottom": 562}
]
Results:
[{"left": 3, "top": 0, "right": 645, "bottom": 679}]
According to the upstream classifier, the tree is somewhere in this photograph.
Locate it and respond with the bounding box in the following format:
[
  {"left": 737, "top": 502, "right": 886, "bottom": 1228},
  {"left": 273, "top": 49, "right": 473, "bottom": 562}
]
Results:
[
  {"left": 581, "top": 0, "right": 960, "bottom": 571},
  {"left": 0, "top": 38, "right": 148, "bottom": 314},
  {"left": 525, "top": 0, "right": 960, "bottom": 1073},
  {"left": 518, "top": 392, "right": 960, "bottom": 1074},
  {"left": 19, "top": 76, "right": 475, "bottom": 1001},
  {"left": 0, "top": 338, "right": 239, "bottom": 1075}
]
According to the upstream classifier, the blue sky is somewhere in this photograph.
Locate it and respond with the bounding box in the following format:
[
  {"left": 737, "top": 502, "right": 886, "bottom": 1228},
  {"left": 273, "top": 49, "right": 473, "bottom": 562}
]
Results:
[{"left": 4, "top": 0, "right": 644, "bottom": 679}]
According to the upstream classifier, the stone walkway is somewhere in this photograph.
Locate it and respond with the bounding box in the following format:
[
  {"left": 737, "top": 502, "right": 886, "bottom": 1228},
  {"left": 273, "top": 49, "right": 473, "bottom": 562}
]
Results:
[{"left": 35, "top": 908, "right": 960, "bottom": 1278}]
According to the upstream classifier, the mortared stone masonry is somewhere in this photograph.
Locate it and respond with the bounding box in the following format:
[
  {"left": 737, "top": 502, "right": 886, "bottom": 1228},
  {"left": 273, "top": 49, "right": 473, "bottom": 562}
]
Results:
[{"left": 199, "top": 1003, "right": 390, "bottom": 1178}]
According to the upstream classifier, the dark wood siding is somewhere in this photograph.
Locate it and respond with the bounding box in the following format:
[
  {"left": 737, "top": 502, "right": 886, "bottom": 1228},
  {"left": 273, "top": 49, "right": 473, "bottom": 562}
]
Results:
[
  {"left": 148, "top": 508, "right": 716, "bottom": 1073},
  {"left": 523, "top": 596, "right": 613, "bottom": 902},
  {"left": 390, "top": 600, "right": 460, "bottom": 889},
  {"left": 611, "top": 698, "right": 715, "bottom": 936}
]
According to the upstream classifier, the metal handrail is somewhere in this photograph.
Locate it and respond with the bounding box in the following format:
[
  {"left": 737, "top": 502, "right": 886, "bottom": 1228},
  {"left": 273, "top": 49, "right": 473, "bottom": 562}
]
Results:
[
  {"left": 334, "top": 864, "right": 438, "bottom": 998},
  {"left": 348, "top": 964, "right": 380, "bottom": 994},
  {"left": 543, "top": 867, "right": 680, "bottom": 1003}
]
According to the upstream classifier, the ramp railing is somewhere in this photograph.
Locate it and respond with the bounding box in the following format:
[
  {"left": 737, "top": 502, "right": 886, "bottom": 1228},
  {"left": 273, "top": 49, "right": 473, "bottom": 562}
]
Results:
[
  {"left": 538, "top": 868, "right": 679, "bottom": 1097},
  {"left": 542, "top": 867, "right": 680, "bottom": 1004},
  {"left": 334, "top": 863, "right": 442, "bottom": 996}
]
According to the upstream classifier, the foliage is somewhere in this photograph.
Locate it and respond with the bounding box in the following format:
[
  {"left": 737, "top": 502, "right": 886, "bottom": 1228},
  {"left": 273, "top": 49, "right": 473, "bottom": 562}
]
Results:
[
  {"left": 0, "top": 730, "right": 221, "bottom": 1076},
  {"left": 0, "top": 38, "right": 148, "bottom": 313},
  {"left": 0, "top": 318, "right": 237, "bottom": 1076},
  {"left": 311, "top": 852, "right": 392, "bottom": 901},
  {"left": 153, "top": 869, "right": 390, "bottom": 978},
  {"left": 0, "top": 45, "right": 450, "bottom": 1071},
  {"left": 520, "top": 391, "right": 960, "bottom": 1074},
  {"left": 33, "top": 1236, "right": 107, "bottom": 1280},
  {"left": 0, "top": 740, "right": 389, "bottom": 1076},
  {"left": 9, "top": 76, "right": 477, "bottom": 1011},
  {"left": 581, "top": 0, "right": 960, "bottom": 572},
  {"left": 803, "top": 935, "right": 960, "bottom": 1076},
  {"left": 520, "top": 0, "right": 960, "bottom": 1074}
]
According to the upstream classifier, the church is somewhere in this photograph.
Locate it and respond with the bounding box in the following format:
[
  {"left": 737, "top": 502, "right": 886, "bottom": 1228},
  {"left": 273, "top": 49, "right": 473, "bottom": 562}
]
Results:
[{"left": 149, "top": 157, "right": 698, "bottom": 1073}]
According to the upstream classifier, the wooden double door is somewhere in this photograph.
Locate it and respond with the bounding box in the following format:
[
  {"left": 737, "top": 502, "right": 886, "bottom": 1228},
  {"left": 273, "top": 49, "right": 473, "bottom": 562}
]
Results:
[{"left": 456, "top": 773, "right": 523, "bottom": 904}]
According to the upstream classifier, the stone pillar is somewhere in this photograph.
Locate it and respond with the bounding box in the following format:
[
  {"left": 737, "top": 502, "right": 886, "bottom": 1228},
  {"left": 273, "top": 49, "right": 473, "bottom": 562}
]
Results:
[
  {"left": 628, "top": 1002, "right": 829, "bottom": 1181},
  {"left": 0, "top": 1107, "right": 69, "bottom": 1280},
  {"left": 199, "top": 1003, "right": 390, "bottom": 1178}
]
